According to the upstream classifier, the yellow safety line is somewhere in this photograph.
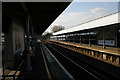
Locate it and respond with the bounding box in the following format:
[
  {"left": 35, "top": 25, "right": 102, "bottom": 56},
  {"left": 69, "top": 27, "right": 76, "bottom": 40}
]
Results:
[{"left": 40, "top": 46, "right": 52, "bottom": 80}]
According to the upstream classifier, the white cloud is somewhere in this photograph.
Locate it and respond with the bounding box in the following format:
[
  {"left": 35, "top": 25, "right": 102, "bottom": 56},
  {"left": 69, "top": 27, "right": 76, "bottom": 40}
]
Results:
[
  {"left": 91, "top": 7, "right": 107, "bottom": 15},
  {"left": 44, "top": 7, "right": 109, "bottom": 33},
  {"left": 53, "top": 12, "right": 89, "bottom": 27}
]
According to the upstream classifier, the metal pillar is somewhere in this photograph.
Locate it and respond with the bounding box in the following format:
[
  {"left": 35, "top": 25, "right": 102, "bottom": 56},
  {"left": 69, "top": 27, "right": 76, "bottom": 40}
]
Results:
[
  {"left": 60, "top": 35, "right": 61, "bottom": 41},
  {"left": 103, "top": 30, "right": 106, "bottom": 49},
  {"left": 73, "top": 34, "right": 75, "bottom": 43},
  {"left": 56, "top": 36, "right": 58, "bottom": 41},
  {"left": 31, "top": 28, "right": 35, "bottom": 57},
  {"left": 62, "top": 35, "right": 64, "bottom": 41},
  {"left": 89, "top": 32, "right": 91, "bottom": 46},
  {"left": 65, "top": 35, "right": 67, "bottom": 42},
  {"left": 26, "top": 16, "right": 32, "bottom": 71},
  {"left": 80, "top": 35, "right": 82, "bottom": 44},
  {"left": 65, "top": 35, "right": 66, "bottom": 42},
  {"left": 66, "top": 35, "right": 67, "bottom": 42},
  {"left": 69, "top": 34, "right": 70, "bottom": 42}
]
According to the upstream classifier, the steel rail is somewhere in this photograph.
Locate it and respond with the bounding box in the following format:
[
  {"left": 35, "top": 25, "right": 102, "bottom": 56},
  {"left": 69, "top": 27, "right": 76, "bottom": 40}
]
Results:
[{"left": 47, "top": 43, "right": 108, "bottom": 80}]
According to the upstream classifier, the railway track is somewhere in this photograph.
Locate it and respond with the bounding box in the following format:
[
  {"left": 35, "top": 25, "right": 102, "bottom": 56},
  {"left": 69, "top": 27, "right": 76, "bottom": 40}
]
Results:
[{"left": 44, "top": 43, "right": 119, "bottom": 80}]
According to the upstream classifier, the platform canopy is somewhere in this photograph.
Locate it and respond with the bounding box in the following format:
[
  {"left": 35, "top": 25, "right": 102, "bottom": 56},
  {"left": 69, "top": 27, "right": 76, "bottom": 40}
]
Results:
[
  {"left": 53, "top": 12, "right": 120, "bottom": 35},
  {"left": 2, "top": 2, "right": 71, "bottom": 35}
]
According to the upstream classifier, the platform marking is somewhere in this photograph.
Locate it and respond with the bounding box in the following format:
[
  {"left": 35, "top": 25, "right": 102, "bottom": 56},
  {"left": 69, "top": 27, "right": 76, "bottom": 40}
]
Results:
[{"left": 40, "top": 45, "right": 52, "bottom": 80}]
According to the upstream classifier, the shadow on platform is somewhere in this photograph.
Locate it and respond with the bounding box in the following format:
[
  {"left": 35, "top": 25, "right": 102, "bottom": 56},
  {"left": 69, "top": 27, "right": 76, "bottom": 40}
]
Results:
[{"left": 18, "top": 44, "right": 49, "bottom": 80}]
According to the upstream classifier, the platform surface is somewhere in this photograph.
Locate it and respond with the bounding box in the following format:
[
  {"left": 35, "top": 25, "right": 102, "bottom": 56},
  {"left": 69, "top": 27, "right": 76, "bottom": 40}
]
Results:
[
  {"left": 22, "top": 44, "right": 49, "bottom": 80},
  {"left": 50, "top": 40, "right": 120, "bottom": 56}
]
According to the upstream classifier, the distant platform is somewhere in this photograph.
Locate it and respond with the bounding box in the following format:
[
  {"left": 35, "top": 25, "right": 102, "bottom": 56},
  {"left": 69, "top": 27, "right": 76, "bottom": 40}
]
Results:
[
  {"left": 49, "top": 40, "right": 120, "bottom": 56},
  {"left": 48, "top": 40, "right": 120, "bottom": 67}
]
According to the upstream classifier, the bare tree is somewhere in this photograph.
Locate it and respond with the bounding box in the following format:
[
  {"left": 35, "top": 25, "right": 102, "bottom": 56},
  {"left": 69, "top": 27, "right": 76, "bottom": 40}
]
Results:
[
  {"left": 45, "top": 32, "right": 52, "bottom": 39},
  {"left": 40, "top": 32, "right": 52, "bottom": 40},
  {"left": 52, "top": 25, "right": 65, "bottom": 33}
]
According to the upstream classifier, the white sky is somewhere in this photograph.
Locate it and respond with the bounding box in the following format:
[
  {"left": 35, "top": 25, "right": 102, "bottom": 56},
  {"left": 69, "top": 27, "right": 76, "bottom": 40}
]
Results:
[{"left": 43, "top": 0, "right": 119, "bottom": 34}]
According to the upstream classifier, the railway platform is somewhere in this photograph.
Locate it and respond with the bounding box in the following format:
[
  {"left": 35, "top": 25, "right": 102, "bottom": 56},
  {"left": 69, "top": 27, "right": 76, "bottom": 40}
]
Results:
[
  {"left": 2, "top": 44, "right": 49, "bottom": 80},
  {"left": 17, "top": 42, "right": 73, "bottom": 80},
  {"left": 46, "top": 42, "right": 120, "bottom": 80},
  {"left": 49, "top": 40, "right": 120, "bottom": 55},
  {"left": 48, "top": 40, "right": 120, "bottom": 67},
  {"left": 21, "top": 44, "right": 49, "bottom": 80}
]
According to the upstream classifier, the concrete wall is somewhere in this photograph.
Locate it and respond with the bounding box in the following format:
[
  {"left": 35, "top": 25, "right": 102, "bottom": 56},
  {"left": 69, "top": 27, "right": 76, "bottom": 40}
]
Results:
[
  {"left": 12, "top": 20, "right": 24, "bottom": 55},
  {"left": 97, "top": 25, "right": 118, "bottom": 46},
  {"left": 0, "top": 1, "right": 2, "bottom": 68},
  {"left": 98, "top": 29, "right": 116, "bottom": 46},
  {"left": 4, "top": 19, "right": 24, "bottom": 68}
]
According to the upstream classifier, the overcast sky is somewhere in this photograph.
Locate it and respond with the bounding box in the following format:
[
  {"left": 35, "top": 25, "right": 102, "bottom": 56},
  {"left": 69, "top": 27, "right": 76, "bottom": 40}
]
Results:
[{"left": 43, "top": 0, "right": 119, "bottom": 34}]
